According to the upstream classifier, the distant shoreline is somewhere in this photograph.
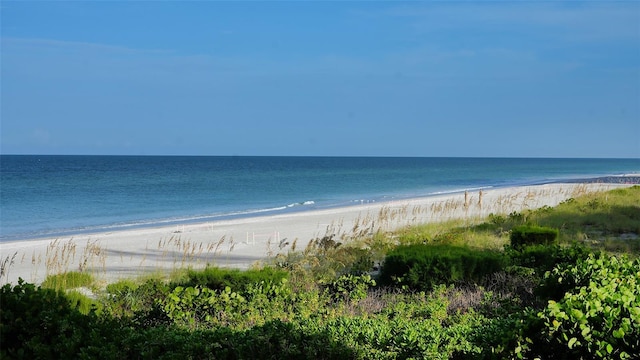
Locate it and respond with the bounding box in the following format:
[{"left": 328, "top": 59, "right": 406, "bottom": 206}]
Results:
[{"left": 557, "top": 175, "right": 640, "bottom": 185}]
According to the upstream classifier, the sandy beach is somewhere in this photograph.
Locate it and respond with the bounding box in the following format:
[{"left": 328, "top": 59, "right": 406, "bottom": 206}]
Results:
[{"left": 0, "top": 182, "right": 633, "bottom": 285}]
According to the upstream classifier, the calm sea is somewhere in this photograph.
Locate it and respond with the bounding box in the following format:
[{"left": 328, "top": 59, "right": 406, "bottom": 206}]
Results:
[{"left": 1, "top": 156, "right": 638, "bottom": 241}]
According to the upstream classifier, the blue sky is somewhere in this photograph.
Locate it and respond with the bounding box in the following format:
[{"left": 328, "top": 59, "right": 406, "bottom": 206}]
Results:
[{"left": 1, "top": 1, "right": 639, "bottom": 157}]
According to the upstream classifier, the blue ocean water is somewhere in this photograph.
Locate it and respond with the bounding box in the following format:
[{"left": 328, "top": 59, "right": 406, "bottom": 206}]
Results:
[{"left": 1, "top": 156, "right": 638, "bottom": 241}]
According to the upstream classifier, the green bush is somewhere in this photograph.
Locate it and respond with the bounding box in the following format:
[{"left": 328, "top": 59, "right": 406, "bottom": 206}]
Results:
[
  {"left": 324, "top": 274, "right": 376, "bottom": 302},
  {"left": 380, "top": 244, "right": 506, "bottom": 290},
  {"left": 0, "top": 279, "right": 124, "bottom": 359},
  {"left": 510, "top": 225, "right": 558, "bottom": 249},
  {"left": 178, "top": 266, "right": 288, "bottom": 292},
  {"left": 105, "top": 279, "right": 138, "bottom": 295},
  {"left": 311, "top": 288, "right": 485, "bottom": 359},
  {"left": 118, "top": 320, "right": 357, "bottom": 360},
  {"left": 103, "top": 277, "right": 172, "bottom": 326},
  {"left": 506, "top": 243, "right": 592, "bottom": 276},
  {"left": 476, "top": 253, "right": 640, "bottom": 360},
  {"left": 537, "top": 254, "right": 640, "bottom": 359},
  {"left": 66, "top": 289, "right": 102, "bottom": 315}
]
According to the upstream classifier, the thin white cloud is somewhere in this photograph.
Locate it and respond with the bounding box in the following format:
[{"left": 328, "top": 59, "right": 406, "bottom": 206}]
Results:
[
  {"left": 371, "top": 2, "right": 640, "bottom": 42},
  {"left": 1, "top": 37, "right": 171, "bottom": 55},
  {"left": 1, "top": 36, "right": 384, "bottom": 79}
]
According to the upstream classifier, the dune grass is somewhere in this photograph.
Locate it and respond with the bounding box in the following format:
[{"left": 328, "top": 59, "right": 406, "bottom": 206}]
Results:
[
  {"left": 394, "top": 185, "right": 640, "bottom": 255},
  {"left": 41, "top": 271, "right": 95, "bottom": 291}
]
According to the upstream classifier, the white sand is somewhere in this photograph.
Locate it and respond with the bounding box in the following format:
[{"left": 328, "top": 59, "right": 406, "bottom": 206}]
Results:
[{"left": 0, "top": 183, "right": 627, "bottom": 285}]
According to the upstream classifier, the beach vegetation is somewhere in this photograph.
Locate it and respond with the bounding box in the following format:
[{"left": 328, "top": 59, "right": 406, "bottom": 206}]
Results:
[
  {"left": 175, "top": 265, "right": 288, "bottom": 292},
  {"left": 3, "top": 186, "right": 639, "bottom": 359},
  {"left": 41, "top": 271, "right": 95, "bottom": 291},
  {"left": 510, "top": 225, "right": 559, "bottom": 249},
  {"left": 379, "top": 244, "right": 506, "bottom": 291}
]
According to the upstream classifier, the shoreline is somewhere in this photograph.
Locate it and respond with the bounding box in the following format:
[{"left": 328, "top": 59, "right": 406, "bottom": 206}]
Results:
[
  {"left": 0, "top": 180, "right": 637, "bottom": 285},
  {"left": 2, "top": 174, "right": 638, "bottom": 243}
]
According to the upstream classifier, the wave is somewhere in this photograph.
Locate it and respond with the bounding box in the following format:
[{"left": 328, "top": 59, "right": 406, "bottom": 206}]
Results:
[
  {"left": 286, "top": 200, "right": 315, "bottom": 208},
  {"left": 0, "top": 200, "right": 320, "bottom": 241},
  {"left": 93, "top": 201, "right": 318, "bottom": 229}
]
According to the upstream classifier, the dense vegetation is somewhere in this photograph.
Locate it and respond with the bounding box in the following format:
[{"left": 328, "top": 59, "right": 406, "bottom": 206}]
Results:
[{"left": 2, "top": 186, "right": 639, "bottom": 359}]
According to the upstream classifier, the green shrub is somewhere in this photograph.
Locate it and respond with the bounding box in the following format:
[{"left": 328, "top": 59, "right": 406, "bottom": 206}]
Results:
[
  {"left": 477, "top": 254, "right": 640, "bottom": 359},
  {"left": 0, "top": 279, "right": 124, "bottom": 359},
  {"left": 66, "top": 289, "right": 102, "bottom": 315},
  {"left": 103, "top": 278, "right": 171, "bottom": 323},
  {"left": 510, "top": 225, "right": 558, "bottom": 249},
  {"left": 178, "top": 266, "right": 288, "bottom": 292},
  {"left": 163, "top": 285, "right": 247, "bottom": 329},
  {"left": 380, "top": 244, "right": 506, "bottom": 290},
  {"left": 506, "top": 243, "right": 592, "bottom": 276},
  {"left": 308, "top": 289, "right": 485, "bottom": 359},
  {"left": 106, "top": 279, "right": 138, "bottom": 295},
  {"left": 104, "top": 279, "right": 139, "bottom": 315},
  {"left": 537, "top": 254, "right": 640, "bottom": 359},
  {"left": 324, "top": 274, "right": 376, "bottom": 303}
]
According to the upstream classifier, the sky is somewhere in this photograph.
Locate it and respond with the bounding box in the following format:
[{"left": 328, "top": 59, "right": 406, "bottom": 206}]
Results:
[{"left": 1, "top": 1, "right": 639, "bottom": 158}]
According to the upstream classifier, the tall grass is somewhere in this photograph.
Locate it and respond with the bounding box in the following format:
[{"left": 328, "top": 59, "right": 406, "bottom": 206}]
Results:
[{"left": 41, "top": 271, "right": 95, "bottom": 291}]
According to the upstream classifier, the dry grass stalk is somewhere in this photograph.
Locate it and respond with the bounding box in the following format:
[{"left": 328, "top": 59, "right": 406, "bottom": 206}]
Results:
[
  {"left": 78, "top": 239, "right": 106, "bottom": 273},
  {"left": 0, "top": 252, "right": 18, "bottom": 283},
  {"left": 45, "top": 239, "right": 78, "bottom": 276}
]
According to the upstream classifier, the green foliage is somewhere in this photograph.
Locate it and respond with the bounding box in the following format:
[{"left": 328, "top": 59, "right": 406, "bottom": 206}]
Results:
[
  {"left": 103, "top": 278, "right": 170, "bottom": 322},
  {"left": 488, "top": 213, "right": 507, "bottom": 227},
  {"left": 178, "top": 266, "right": 288, "bottom": 292},
  {"left": 338, "top": 247, "right": 376, "bottom": 275},
  {"left": 105, "top": 279, "right": 138, "bottom": 295},
  {"left": 116, "top": 320, "right": 357, "bottom": 360},
  {"left": 510, "top": 225, "right": 559, "bottom": 249},
  {"left": 475, "top": 253, "right": 640, "bottom": 360},
  {"left": 508, "top": 211, "right": 527, "bottom": 225},
  {"left": 536, "top": 186, "right": 640, "bottom": 238},
  {"left": 163, "top": 285, "right": 247, "bottom": 329},
  {"left": 537, "top": 253, "right": 640, "bottom": 359},
  {"left": 4, "top": 187, "right": 638, "bottom": 359},
  {"left": 0, "top": 279, "right": 124, "bottom": 359},
  {"left": 380, "top": 244, "right": 506, "bottom": 290},
  {"left": 66, "top": 289, "right": 102, "bottom": 315},
  {"left": 506, "top": 243, "right": 592, "bottom": 276},
  {"left": 324, "top": 274, "right": 376, "bottom": 303},
  {"left": 41, "top": 271, "right": 94, "bottom": 290}
]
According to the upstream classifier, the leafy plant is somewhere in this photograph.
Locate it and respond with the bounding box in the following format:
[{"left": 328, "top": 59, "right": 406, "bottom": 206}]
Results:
[
  {"left": 505, "top": 243, "right": 592, "bottom": 277},
  {"left": 510, "top": 225, "right": 559, "bottom": 249},
  {"left": 380, "top": 244, "right": 506, "bottom": 290},
  {"left": 537, "top": 254, "right": 640, "bottom": 359},
  {"left": 0, "top": 279, "right": 123, "bottom": 359},
  {"left": 324, "top": 274, "right": 376, "bottom": 303}
]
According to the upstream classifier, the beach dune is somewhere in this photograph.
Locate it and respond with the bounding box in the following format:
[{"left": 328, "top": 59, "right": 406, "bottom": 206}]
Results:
[{"left": 0, "top": 183, "right": 630, "bottom": 285}]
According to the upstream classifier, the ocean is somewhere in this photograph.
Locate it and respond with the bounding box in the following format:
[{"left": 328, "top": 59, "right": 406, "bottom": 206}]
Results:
[{"left": 1, "top": 155, "right": 638, "bottom": 241}]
